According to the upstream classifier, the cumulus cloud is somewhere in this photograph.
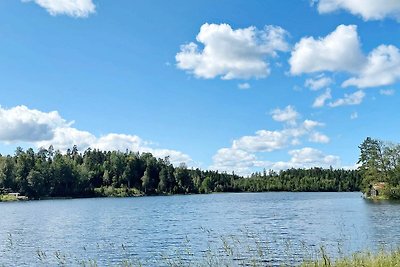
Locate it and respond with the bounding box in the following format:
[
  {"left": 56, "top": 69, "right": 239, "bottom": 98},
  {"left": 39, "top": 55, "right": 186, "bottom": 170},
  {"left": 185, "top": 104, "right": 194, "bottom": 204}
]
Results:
[
  {"left": 284, "top": 147, "right": 339, "bottom": 168},
  {"left": 342, "top": 45, "right": 400, "bottom": 88},
  {"left": 36, "top": 127, "right": 96, "bottom": 151},
  {"left": 305, "top": 75, "right": 333, "bottom": 90},
  {"left": 291, "top": 25, "right": 400, "bottom": 89},
  {"left": 47, "top": 131, "right": 192, "bottom": 165},
  {"left": 0, "top": 105, "right": 192, "bottom": 166},
  {"left": 149, "top": 149, "right": 193, "bottom": 166},
  {"left": 92, "top": 133, "right": 193, "bottom": 165},
  {"left": 230, "top": 116, "right": 326, "bottom": 153},
  {"left": 315, "top": 0, "right": 400, "bottom": 21},
  {"left": 176, "top": 23, "right": 289, "bottom": 80},
  {"left": 23, "top": 0, "right": 96, "bottom": 18},
  {"left": 261, "top": 148, "right": 339, "bottom": 170},
  {"left": 210, "top": 148, "right": 257, "bottom": 175},
  {"left": 309, "top": 132, "right": 330, "bottom": 143},
  {"left": 289, "top": 25, "right": 365, "bottom": 75},
  {"left": 270, "top": 105, "right": 299, "bottom": 125},
  {"left": 0, "top": 105, "right": 68, "bottom": 142},
  {"left": 313, "top": 88, "right": 332, "bottom": 108},
  {"left": 302, "top": 119, "right": 324, "bottom": 130},
  {"left": 329, "top": 90, "right": 366, "bottom": 107},
  {"left": 93, "top": 134, "right": 145, "bottom": 152},
  {"left": 210, "top": 146, "right": 340, "bottom": 175},
  {"left": 232, "top": 130, "right": 289, "bottom": 153},
  {"left": 209, "top": 106, "right": 334, "bottom": 175}
]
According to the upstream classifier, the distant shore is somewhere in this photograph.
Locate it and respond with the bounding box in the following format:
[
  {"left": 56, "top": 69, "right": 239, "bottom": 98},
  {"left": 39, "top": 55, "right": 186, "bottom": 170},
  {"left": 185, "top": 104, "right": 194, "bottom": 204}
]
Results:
[{"left": 1, "top": 190, "right": 364, "bottom": 203}]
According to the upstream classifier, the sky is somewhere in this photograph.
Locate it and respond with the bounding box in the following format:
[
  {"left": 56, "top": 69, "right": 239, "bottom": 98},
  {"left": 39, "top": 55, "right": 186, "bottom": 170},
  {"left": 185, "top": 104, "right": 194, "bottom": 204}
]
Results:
[{"left": 1, "top": 0, "right": 400, "bottom": 175}]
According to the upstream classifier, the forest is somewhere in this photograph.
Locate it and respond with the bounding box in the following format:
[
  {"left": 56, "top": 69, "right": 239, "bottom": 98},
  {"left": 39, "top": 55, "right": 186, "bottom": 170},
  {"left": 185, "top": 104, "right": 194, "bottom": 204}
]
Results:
[{"left": 0, "top": 145, "right": 361, "bottom": 199}]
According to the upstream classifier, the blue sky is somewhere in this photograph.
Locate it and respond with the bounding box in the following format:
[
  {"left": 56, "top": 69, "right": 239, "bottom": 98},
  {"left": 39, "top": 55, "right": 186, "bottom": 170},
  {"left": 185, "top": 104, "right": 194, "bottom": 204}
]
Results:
[{"left": 1, "top": 0, "right": 399, "bottom": 175}]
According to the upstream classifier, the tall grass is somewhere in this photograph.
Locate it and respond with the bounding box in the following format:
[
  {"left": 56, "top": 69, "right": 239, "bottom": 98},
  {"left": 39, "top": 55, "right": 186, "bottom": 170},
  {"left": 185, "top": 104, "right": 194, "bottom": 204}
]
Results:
[
  {"left": 303, "top": 248, "right": 400, "bottom": 267},
  {"left": 2, "top": 231, "right": 400, "bottom": 266}
]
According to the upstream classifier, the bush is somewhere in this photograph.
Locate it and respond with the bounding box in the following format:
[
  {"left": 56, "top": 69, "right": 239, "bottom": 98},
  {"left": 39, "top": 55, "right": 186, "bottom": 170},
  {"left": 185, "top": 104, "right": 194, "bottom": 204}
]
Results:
[
  {"left": 389, "top": 185, "right": 400, "bottom": 199},
  {"left": 93, "top": 186, "right": 142, "bottom": 197}
]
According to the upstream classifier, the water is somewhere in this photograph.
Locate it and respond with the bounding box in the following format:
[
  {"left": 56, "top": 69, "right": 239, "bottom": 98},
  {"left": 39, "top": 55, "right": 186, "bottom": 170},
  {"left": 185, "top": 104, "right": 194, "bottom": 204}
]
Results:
[{"left": 1, "top": 192, "right": 400, "bottom": 266}]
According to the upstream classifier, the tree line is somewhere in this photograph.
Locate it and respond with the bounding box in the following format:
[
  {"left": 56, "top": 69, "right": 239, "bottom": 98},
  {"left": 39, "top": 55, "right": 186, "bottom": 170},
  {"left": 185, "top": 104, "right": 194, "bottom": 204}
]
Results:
[
  {"left": 0, "top": 146, "right": 361, "bottom": 199},
  {"left": 234, "top": 168, "right": 361, "bottom": 192}
]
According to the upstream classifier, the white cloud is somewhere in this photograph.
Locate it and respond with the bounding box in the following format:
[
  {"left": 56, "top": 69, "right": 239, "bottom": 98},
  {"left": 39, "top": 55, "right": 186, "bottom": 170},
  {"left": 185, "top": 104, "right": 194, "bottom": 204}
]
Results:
[
  {"left": 266, "top": 148, "right": 340, "bottom": 170},
  {"left": 350, "top": 112, "right": 358, "bottom": 119},
  {"left": 289, "top": 25, "right": 365, "bottom": 75},
  {"left": 231, "top": 114, "right": 326, "bottom": 153},
  {"left": 342, "top": 45, "right": 400, "bottom": 88},
  {"left": 286, "top": 147, "right": 340, "bottom": 167},
  {"left": 291, "top": 25, "right": 400, "bottom": 89},
  {"left": 91, "top": 133, "right": 193, "bottom": 165},
  {"left": 23, "top": 0, "right": 96, "bottom": 18},
  {"left": 176, "top": 23, "right": 289, "bottom": 80},
  {"left": 313, "top": 88, "right": 332, "bottom": 108},
  {"left": 149, "top": 149, "right": 193, "bottom": 166},
  {"left": 329, "top": 90, "right": 366, "bottom": 107},
  {"left": 0, "top": 105, "right": 192, "bottom": 166},
  {"left": 0, "top": 105, "right": 68, "bottom": 142},
  {"left": 305, "top": 75, "right": 333, "bottom": 90},
  {"left": 309, "top": 132, "right": 330, "bottom": 143},
  {"left": 45, "top": 131, "right": 193, "bottom": 166},
  {"left": 36, "top": 127, "right": 96, "bottom": 151},
  {"left": 210, "top": 148, "right": 257, "bottom": 175},
  {"left": 303, "top": 119, "right": 324, "bottom": 130},
  {"left": 238, "top": 83, "right": 251, "bottom": 89},
  {"left": 93, "top": 133, "right": 145, "bottom": 152},
  {"left": 49, "top": 131, "right": 193, "bottom": 166},
  {"left": 380, "top": 89, "right": 395, "bottom": 96},
  {"left": 270, "top": 105, "right": 299, "bottom": 125},
  {"left": 315, "top": 0, "right": 400, "bottom": 21},
  {"left": 205, "top": 105, "right": 334, "bottom": 174},
  {"left": 232, "top": 130, "right": 290, "bottom": 153},
  {"left": 210, "top": 147, "right": 340, "bottom": 175},
  {"left": 209, "top": 106, "right": 334, "bottom": 175}
]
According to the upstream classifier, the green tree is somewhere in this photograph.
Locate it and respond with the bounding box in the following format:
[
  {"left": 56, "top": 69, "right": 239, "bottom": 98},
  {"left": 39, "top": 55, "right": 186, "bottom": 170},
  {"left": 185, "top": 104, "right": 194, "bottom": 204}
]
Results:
[
  {"left": 141, "top": 158, "right": 159, "bottom": 194},
  {"left": 358, "top": 137, "right": 389, "bottom": 191},
  {"left": 175, "top": 163, "right": 193, "bottom": 193},
  {"left": 0, "top": 156, "right": 16, "bottom": 190}
]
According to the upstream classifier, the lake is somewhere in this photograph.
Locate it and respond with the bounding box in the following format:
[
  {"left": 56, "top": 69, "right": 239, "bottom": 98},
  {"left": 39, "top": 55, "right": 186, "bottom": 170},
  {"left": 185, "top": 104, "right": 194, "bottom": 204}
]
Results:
[{"left": 1, "top": 192, "right": 400, "bottom": 266}]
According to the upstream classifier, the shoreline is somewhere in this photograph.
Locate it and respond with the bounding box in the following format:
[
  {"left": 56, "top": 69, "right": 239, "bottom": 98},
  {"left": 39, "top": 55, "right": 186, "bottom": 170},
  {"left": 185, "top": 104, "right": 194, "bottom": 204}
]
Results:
[{"left": 0, "top": 190, "right": 363, "bottom": 203}]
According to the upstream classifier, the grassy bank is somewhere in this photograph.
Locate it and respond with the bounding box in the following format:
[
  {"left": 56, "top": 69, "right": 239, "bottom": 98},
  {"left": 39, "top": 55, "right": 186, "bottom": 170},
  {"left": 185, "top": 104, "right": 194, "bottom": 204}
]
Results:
[
  {"left": 303, "top": 249, "right": 400, "bottom": 267},
  {"left": 93, "top": 186, "right": 144, "bottom": 197},
  {"left": 0, "top": 194, "right": 18, "bottom": 202}
]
